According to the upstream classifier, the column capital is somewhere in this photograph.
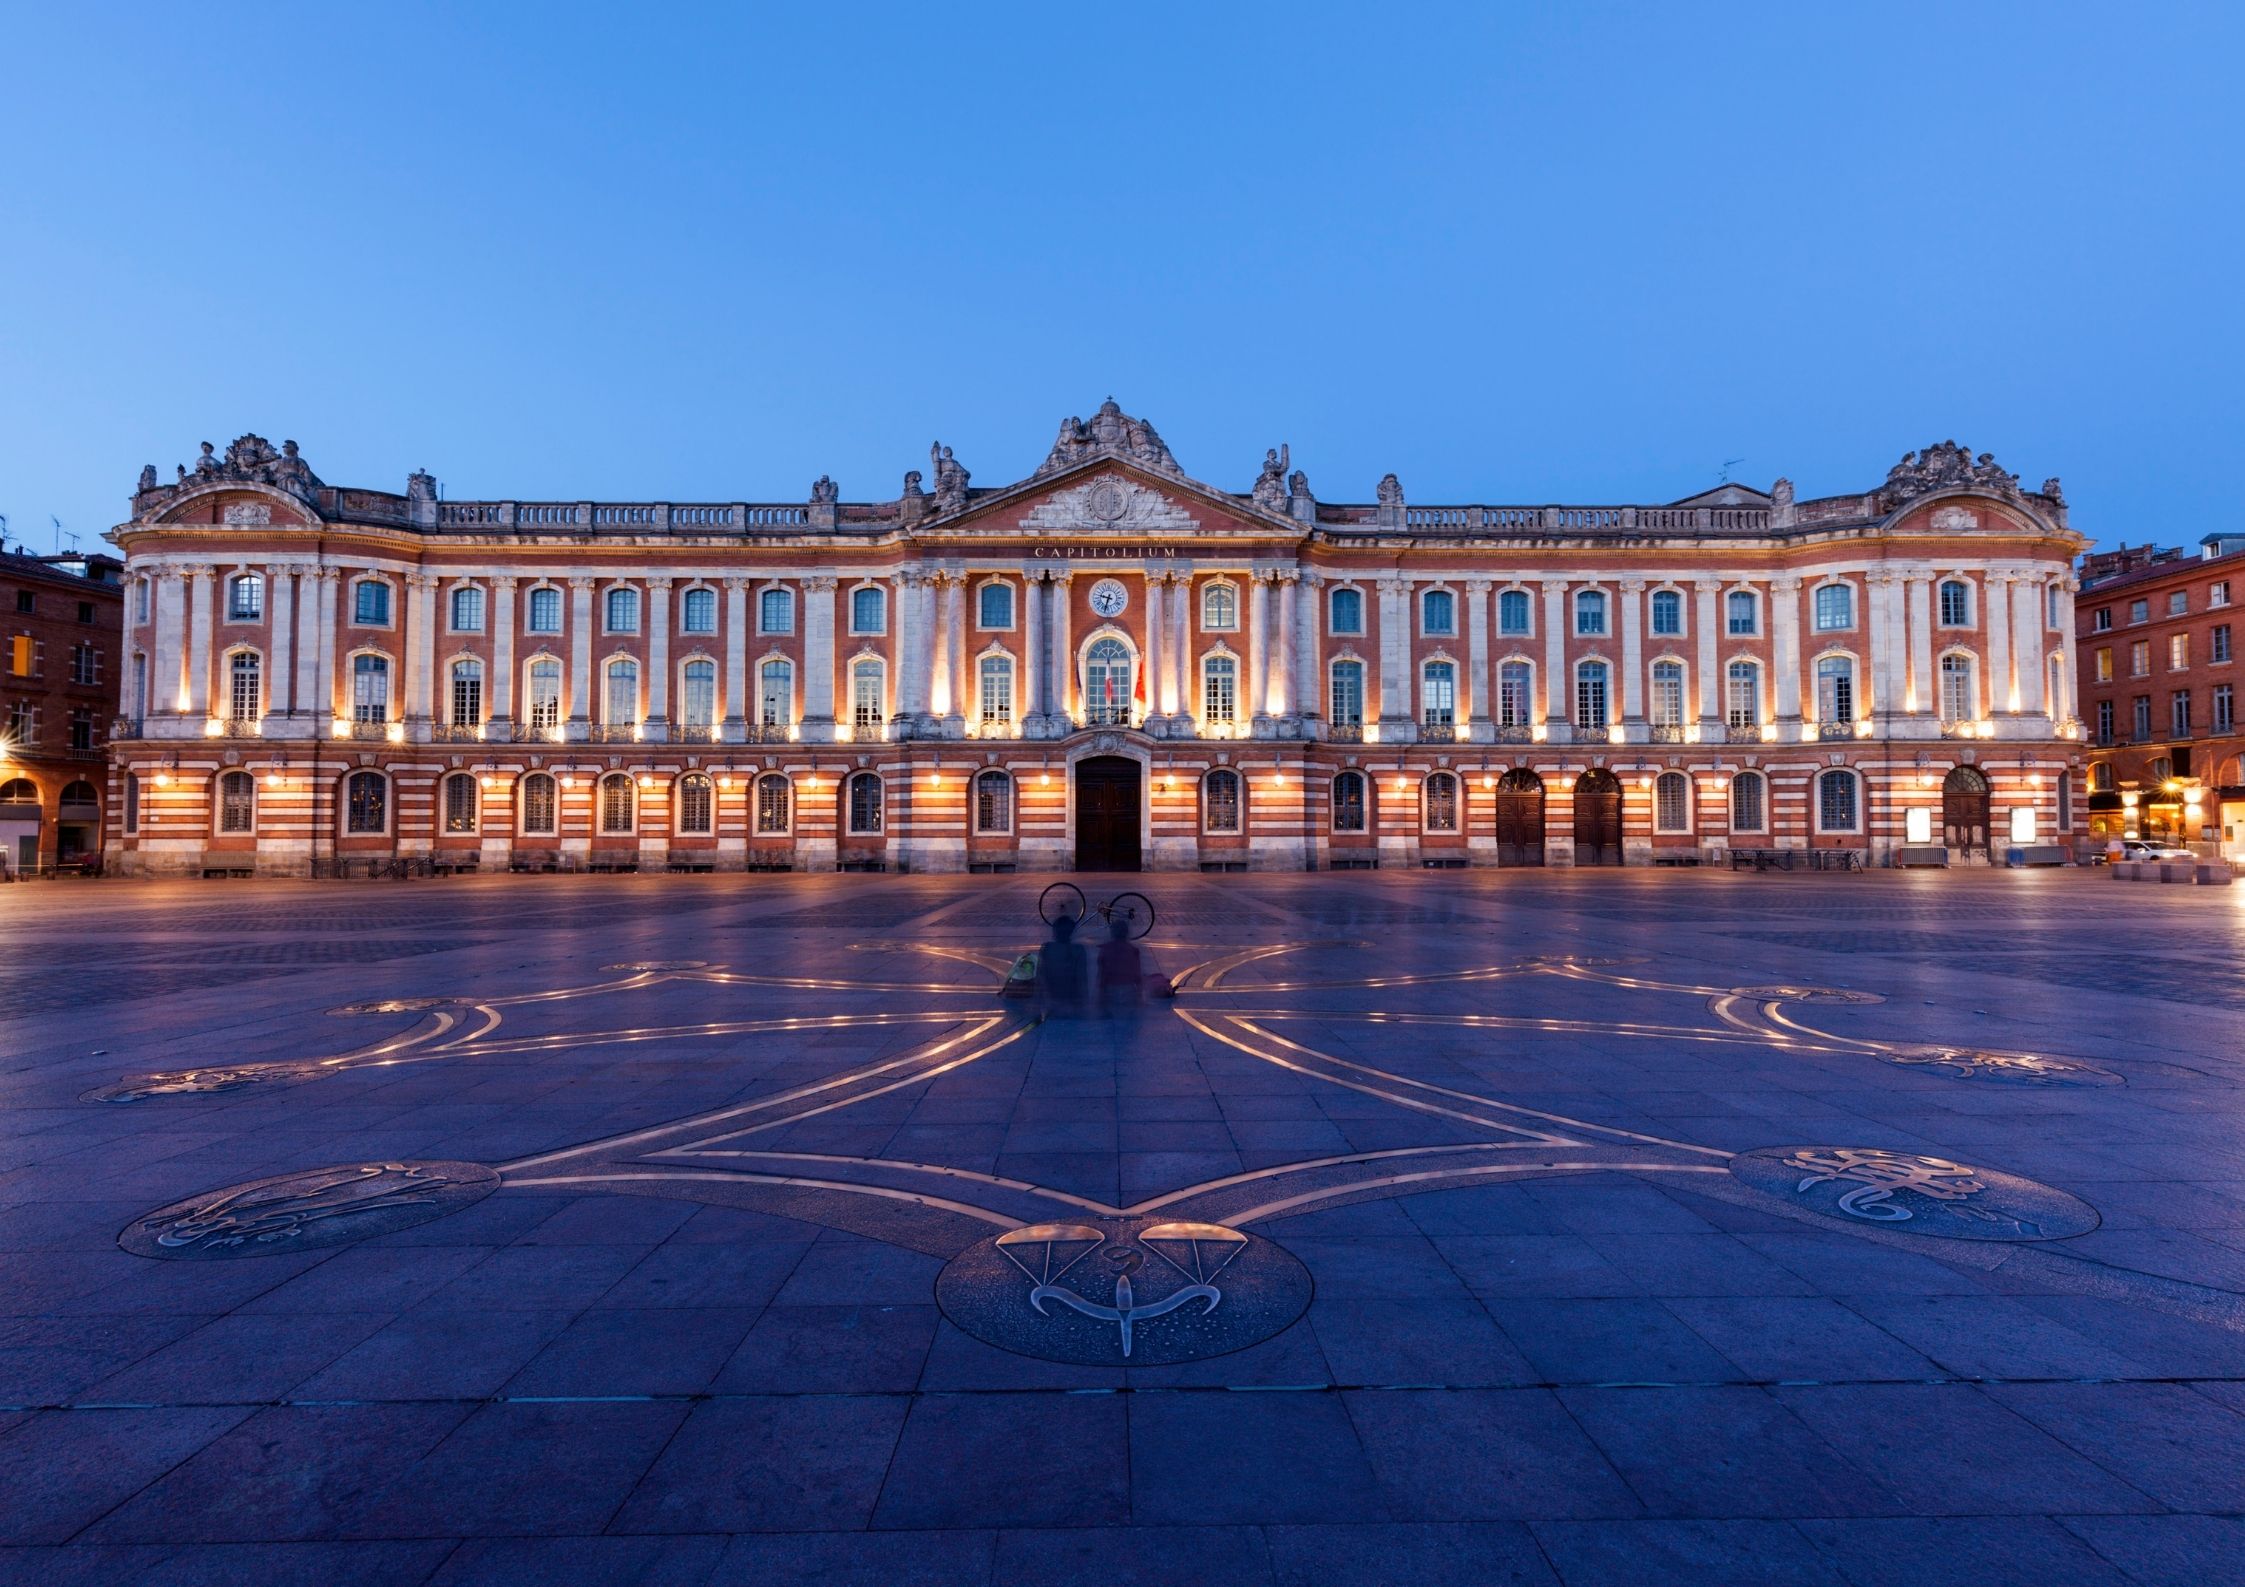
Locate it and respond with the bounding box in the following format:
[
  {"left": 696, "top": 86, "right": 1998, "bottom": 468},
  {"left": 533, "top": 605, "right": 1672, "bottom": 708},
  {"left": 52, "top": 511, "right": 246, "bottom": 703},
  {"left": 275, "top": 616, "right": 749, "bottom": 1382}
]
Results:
[
  {"left": 405, "top": 572, "right": 437, "bottom": 592},
  {"left": 646, "top": 576, "right": 674, "bottom": 592},
  {"left": 1693, "top": 578, "right": 1723, "bottom": 594},
  {"left": 807, "top": 575, "right": 838, "bottom": 593},
  {"left": 492, "top": 575, "right": 518, "bottom": 591},
  {"left": 1770, "top": 573, "right": 1802, "bottom": 594},
  {"left": 1541, "top": 578, "right": 1571, "bottom": 595},
  {"left": 1620, "top": 576, "right": 1647, "bottom": 594},
  {"left": 568, "top": 576, "right": 595, "bottom": 592},
  {"left": 1464, "top": 578, "right": 1493, "bottom": 594},
  {"left": 723, "top": 575, "right": 751, "bottom": 592}
]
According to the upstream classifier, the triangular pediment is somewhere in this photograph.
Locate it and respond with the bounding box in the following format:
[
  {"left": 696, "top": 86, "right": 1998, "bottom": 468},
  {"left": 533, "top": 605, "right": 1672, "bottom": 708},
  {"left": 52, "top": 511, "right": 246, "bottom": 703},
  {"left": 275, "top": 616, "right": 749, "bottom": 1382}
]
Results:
[{"left": 929, "top": 455, "right": 1293, "bottom": 541}]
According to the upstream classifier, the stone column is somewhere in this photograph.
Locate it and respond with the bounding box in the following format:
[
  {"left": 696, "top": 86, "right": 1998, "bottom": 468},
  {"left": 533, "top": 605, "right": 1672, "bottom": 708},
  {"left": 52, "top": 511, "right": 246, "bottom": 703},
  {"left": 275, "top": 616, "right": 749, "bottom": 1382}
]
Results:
[
  {"left": 568, "top": 577, "right": 594, "bottom": 735},
  {"left": 1694, "top": 579, "right": 1722, "bottom": 732},
  {"left": 926, "top": 574, "right": 953, "bottom": 723},
  {"left": 1295, "top": 571, "right": 1323, "bottom": 737},
  {"left": 150, "top": 568, "right": 186, "bottom": 717},
  {"left": 1378, "top": 577, "right": 1411, "bottom": 734},
  {"left": 1021, "top": 569, "right": 1046, "bottom": 724},
  {"left": 1272, "top": 571, "right": 1298, "bottom": 723},
  {"left": 2051, "top": 577, "right": 2078, "bottom": 725},
  {"left": 894, "top": 572, "right": 925, "bottom": 725},
  {"left": 1619, "top": 577, "right": 1645, "bottom": 734},
  {"left": 1542, "top": 580, "right": 1569, "bottom": 739},
  {"left": 722, "top": 579, "right": 749, "bottom": 739},
  {"left": 943, "top": 573, "right": 967, "bottom": 737},
  {"left": 491, "top": 577, "right": 518, "bottom": 730},
  {"left": 1052, "top": 572, "right": 1074, "bottom": 724},
  {"left": 185, "top": 565, "right": 215, "bottom": 718},
  {"left": 292, "top": 572, "right": 321, "bottom": 725},
  {"left": 313, "top": 571, "right": 339, "bottom": 726},
  {"left": 268, "top": 569, "right": 295, "bottom": 722},
  {"left": 1170, "top": 571, "right": 1191, "bottom": 724},
  {"left": 1868, "top": 572, "right": 1901, "bottom": 725},
  {"left": 801, "top": 575, "right": 837, "bottom": 741},
  {"left": 2013, "top": 573, "right": 2047, "bottom": 717},
  {"left": 405, "top": 574, "right": 438, "bottom": 733},
  {"left": 1466, "top": 578, "right": 1492, "bottom": 741},
  {"left": 1248, "top": 571, "right": 1272, "bottom": 734},
  {"left": 1771, "top": 576, "right": 1802, "bottom": 730},
  {"left": 645, "top": 578, "right": 672, "bottom": 738},
  {"left": 1145, "top": 572, "right": 1169, "bottom": 718},
  {"left": 1907, "top": 572, "right": 1935, "bottom": 718},
  {"left": 1985, "top": 572, "right": 2013, "bottom": 717}
]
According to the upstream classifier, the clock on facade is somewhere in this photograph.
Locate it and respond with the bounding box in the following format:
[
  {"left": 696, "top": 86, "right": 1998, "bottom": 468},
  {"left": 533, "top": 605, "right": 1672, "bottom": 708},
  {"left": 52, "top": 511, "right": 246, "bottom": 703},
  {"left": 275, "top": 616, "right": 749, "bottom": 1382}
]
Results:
[{"left": 1089, "top": 578, "right": 1129, "bottom": 618}]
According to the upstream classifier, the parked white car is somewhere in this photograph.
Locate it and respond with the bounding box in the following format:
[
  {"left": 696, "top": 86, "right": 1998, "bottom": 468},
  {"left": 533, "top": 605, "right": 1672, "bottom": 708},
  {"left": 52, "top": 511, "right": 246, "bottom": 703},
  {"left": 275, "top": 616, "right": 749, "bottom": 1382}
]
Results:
[{"left": 2118, "top": 840, "right": 2194, "bottom": 862}]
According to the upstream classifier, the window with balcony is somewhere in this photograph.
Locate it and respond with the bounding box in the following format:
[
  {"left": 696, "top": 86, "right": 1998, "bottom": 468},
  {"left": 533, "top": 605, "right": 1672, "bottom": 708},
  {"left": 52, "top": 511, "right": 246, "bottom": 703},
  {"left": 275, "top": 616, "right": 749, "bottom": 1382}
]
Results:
[
  {"left": 1939, "top": 654, "right": 1976, "bottom": 725},
  {"left": 850, "top": 659, "right": 885, "bottom": 731},
  {"left": 525, "top": 658, "right": 562, "bottom": 732},
  {"left": 1815, "top": 655, "right": 1855, "bottom": 727},
  {"left": 603, "top": 658, "right": 639, "bottom": 726},
  {"left": 226, "top": 651, "right": 261, "bottom": 724},
  {"left": 680, "top": 659, "right": 716, "bottom": 732},
  {"left": 1421, "top": 660, "right": 1455, "bottom": 729},
  {"left": 759, "top": 659, "right": 793, "bottom": 727},
  {"left": 1329, "top": 659, "right": 1364, "bottom": 731},
  {"left": 1725, "top": 660, "right": 1761, "bottom": 728},
  {"left": 1650, "top": 661, "right": 1685, "bottom": 728},
  {"left": 1498, "top": 660, "right": 1532, "bottom": 728},
  {"left": 351, "top": 654, "right": 390, "bottom": 724},
  {"left": 979, "top": 654, "right": 1014, "bottom": 729},
  {"left": 1575, "top": 661, "right": 1610, "bottom": 729},
  {"left": 449, "top": 658, "right": 483, "bottom": 726},
  {"left": 1202, "top": 655, "right": 1238, "bottom": 726}
]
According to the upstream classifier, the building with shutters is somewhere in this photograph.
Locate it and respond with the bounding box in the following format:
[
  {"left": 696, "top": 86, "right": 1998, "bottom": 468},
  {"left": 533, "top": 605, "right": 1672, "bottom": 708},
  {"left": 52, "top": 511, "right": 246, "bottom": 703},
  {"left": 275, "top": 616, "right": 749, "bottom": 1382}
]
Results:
[
  {"left": 104, "top": 412, "right": 2084, "bottom": 876},
  {"left": 2, "top": 547, "right": 124, "bottom": 874}
]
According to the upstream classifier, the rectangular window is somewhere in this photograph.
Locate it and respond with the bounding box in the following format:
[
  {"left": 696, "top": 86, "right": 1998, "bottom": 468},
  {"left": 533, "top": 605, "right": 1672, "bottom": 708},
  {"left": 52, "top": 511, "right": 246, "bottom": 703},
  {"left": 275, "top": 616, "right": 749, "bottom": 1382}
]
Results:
[
  {"left": 2130, "top": 599, "right": 2149, "bottom": 625},
  {"left": 1203, "top": 660, "right": 1237, "bottom": 724},
  {"left": 1726, "top": 591, "right": 1758, "bottom": 635},
  {"left": 2094, "top": 647, "right": 2113, "bottom": 683},
  {"left": 2133, "top": 695, "right": 2152, "bottom": 739},
  {"left": 979, "top": 656, "right": 1013, "bottom": 725},
  {"left": 852, "top": 668, "right": 883, "bottom": 730},
  {"left": 2173, "top": 690, "right": 2192, "bottom": 737},
  {"left": 69, "top": 709, "right": 93, "bottom": 751},
  {"left": 2096, "top": 699, "right": 2114, "bottom": 743},
  {"left": 1575, "top": 593, "right": 1607, "bottom": 636},
  {"left": 605, "top": 587, "right": 639, "bottom": 632},
  {"left": 2216, "top": 625, "right": 2233, "bottom": 663},
  {"left": 7, "top": 635, "right": 30, "bottom": 677},
  {"left": 680, "top": 663, "right": 716, "bottom": 729},
  {"left": 70, "top": 643, "right": 97, "bottom": 686},
  {"left": 450, "top": 587, "right": 485, "bottom": 632},
  {"left": 1650, "top": 590, "right": 1682, "bottom": 636},
  {"left": 759, "top": 588, "right": 793, "bottom": 634},
  {"left": 2169, "top": 591, "right": 2190, "bottom": 616},
  {"left": 1942, "top": 583, "right": 1972, "bottom": 627},
  {"left": 1421, "top": 664, "right": 1455, "bottom": 728},
  {"left": 228, "top": 577, "right": 263, "bottom": 621},
  {"left": 2171, "top": 634, "right": 2189, "bottom": 671},
  {"left": 528, "top": 586, "right": 562, "bottom": 633},
  {"left": 681, "top": 588, "right": 717, "bottom": 633},
  {"left": 2131, "top": 640, "right": 2151, "bottom": 677},
  {"left": 1731, "top": 774, "right": 1764, "bottom": 832},
  {"left": 354, "top": 582, "right": 390, "bottom": 625},
  {"left": 2091, "top": 607, "right": 2112, "bottom": 632},
  {"left": 2217, "top": 684, "right": 2235, "bottom": 734},
  {"left": 1329, "top": 663, "right": 1363, "bottom": 729},
  {"left": 1812, "top": 584, "right": 1853, "bottom": 631},
  {"left": 351, "top": 655, "right": 389, "bottom": 724},
  {"left": 1655, "top": 775, "right": 1688, "bottom": 833},
  {"left": 1650, "top": 666, "right": 1684, "bottom": 727},
  {"left": 2213, "top": 582, "right": 2232, "bottom": 609},
  {"left": 1498, "top": 662, "right": 1531, "bottom": 728},
  {"left": 1498, "top": 590, "right": 1531, "bottom": 636},
  {"left": 1575, "top": 667, "right": 1609, "bottom": 729}
]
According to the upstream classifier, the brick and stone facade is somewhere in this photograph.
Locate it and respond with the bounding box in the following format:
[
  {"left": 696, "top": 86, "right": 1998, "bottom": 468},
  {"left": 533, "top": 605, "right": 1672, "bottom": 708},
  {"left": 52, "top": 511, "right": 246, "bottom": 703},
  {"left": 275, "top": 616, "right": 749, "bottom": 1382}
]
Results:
[
  {"left": 105, "top": 414, "right": 2086, "bottom": 876},
  {"left": 2, "top": 548, "right": 124, "bottom": 874}
]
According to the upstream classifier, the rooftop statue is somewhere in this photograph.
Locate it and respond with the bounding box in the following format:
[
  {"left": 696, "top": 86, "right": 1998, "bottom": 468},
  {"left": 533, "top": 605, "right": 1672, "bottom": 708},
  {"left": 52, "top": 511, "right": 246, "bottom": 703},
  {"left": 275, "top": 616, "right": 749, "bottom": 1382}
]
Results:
[
  {"left": 1251, "top": 444, "right": 1290, "bottom": 512},
  {"left": 1033, "top": 398, "right": 1183, "bottom": 479},
  {"left": 1879, "top": 440, "right": 2021, "bottom": 510},
  {"left": 810, "top": 474, "right": 839, "bottom": 505},
  {"left": 930, "top": 442, "right": 971, "bottom": 513},
  {"left": 152, "top": 434, "right": 322, "bottom": 504}
]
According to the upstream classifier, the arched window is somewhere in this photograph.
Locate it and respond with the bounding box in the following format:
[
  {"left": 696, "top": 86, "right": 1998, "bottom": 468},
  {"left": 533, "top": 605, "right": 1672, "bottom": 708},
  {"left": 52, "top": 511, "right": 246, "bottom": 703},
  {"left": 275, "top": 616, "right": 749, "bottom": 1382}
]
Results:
[
  {"left": 1939, "top": 653, "right": 1976, "bottom": 724},
  {"left": 1329, "top": 587, "right": 1364, "bottom": 635},
  {"left": 0, "top": 777, "right": 34, "bottom": 803},
  {"left": 1726, "top": 590, "right": 1759, "bottom": 635},
  {"left": 527, "top": 586, "right": 563, "bottom": 634},
  {"left": 1574, "top": 590, "right": 1608, "bottom": 636},
  {"left": 1422, "top": 590, "right": 1456, "bottom": 636},
  {"left": 1498, "top": 589, "right": 1531, "bottom": 636},
  {"left": 449, "top": 658, "right": 484, "bottom": 726},
  {"left": 978, "top": 582, "right": 1014, "bottom": 629},
  {"left": 450, "top": 586, "right": 485, "bottom": 632},
  {"left": 676, "top": 773, "right": 714, "bottom": 835},
  {"left": 1654, "top": 771, "right": 1691, "bottom": 834},
  {"left": 973, "top": 769, "right": 1012, "bottom": 834},
  {"left": 1815, "top": 655, "right": 1855, "bottom": 727},
  {"left": 1650, "top": 660, "right": 1686, "bottom": 728},
  {"left": 1816, "top": 769, "right": 1860, "bottom": 833},
  {"left": 1939, "top": 579, "right": 1972, "bottom": 627},
  {"left": 1421, "top": 660, "right": 1456, "bottom": 730},
  {"left": 2090, "top": 761, "right": 2115, "bottom": 793},
  {"left": 227, "top": 574, "right": 264, "bottom": 622},
  {"left": 2146, "top": 754, "right": 2173, "bottom": 784},
  {"left": 344, "top": 770, "right": 387, "bottom": 834},
  {"left": 1331, "top": 770, "right": 1368, "bottom": 832},
  {"left": 755, "top": 773, "right": 792, "bottom": 835},
  {"left": 759, "top": 659, "right": 794, "bottom": 727},
  {"left": 1202, "top": 581, "right": 1238, "bottom": 631},
  {"left": 1498, "top": 660, "right": 1533, "bottom": 728},
  {"left": 519, "top": 772, "right": 557, "bottom": 836},
  {"left": 850, "top": 585, "right": 887, "bottom": 635},
  {"left": 598, "top": 772, "right": 635, "bottom": 835},
  {"left": 1730, "top": 770, "right": 1766, "bottom": 832},
  {"left": 681, "top": 587, "right": 717, "bottom": 634},
  {"left": 850, "top": 658, "right": 885, "bottom": 732},
  {"left": 1085, "top": 636, "right": 1133, "bottom": 726},
  {"left": 603, "top": 658, "right": 640, "bottom": 726},
  {"left": 1575, "top": 660, "right": 1610, "bottom": 729},
  {"left": 605, "top": 586, "right": 640, "bottom": 633},
  {"left": 442, "top": 772, "right": 478, "bottom": 834},
  {"left": 1725, "top": 660, "right": 1761, "bottom": 729},
  {"left": 227, "top": 650, "right": 261, "bottom": 724},
  {"left": 352, "top": 654, "right": 391, "bottom": 725},
  {"left": 1424, "top": 771, "right": 1460, "bottom": 833},
  {"left": 979, "top": 654, "right": 1014, "bottom": 729},
  {"left": 680, "top": 659, "right": 717, "bottom": 734},
  {"left": 1330, "top": 659, "right": 1366, "bottom": 731},
  {"left": 759, "top": 587, "right": 794, "bottom": 635},
  {"left": 354, "top": 580, "right": 391, "bottom": 626},
  {"left": 1204, "top": 768, "right": 1242, "bottom": 834},
  {"left": 1813, "top": 584, "right": 1853, "bottom": 632},
  {"left": 216, "top": 769, "right": 255, "bottom": 834},
  {"left": 1202, "top": 654, "right": 1238, "bottom": 725},
  {"left": 847, "top": 771, "right": 884, "bottom": 834},
  {"left": 1650, "top": 589, "right": 1683, "bottom": 635},
  {"left": 525, "top": 657, "right": 562, "bottom": 733}
]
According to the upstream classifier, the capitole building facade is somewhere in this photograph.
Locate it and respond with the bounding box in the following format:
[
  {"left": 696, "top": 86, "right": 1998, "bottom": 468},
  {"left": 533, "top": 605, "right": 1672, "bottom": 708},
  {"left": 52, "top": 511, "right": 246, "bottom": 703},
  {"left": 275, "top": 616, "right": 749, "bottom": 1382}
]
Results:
[{"left": 104, "top": 406, "right": 2088, "bottom": 877}]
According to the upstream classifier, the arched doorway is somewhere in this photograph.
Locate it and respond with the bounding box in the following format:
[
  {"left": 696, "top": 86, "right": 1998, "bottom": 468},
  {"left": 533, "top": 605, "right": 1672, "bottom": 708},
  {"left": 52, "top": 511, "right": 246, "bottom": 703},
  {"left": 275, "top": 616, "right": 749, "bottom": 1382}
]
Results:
[
  {"left": 56, "top": 780, "right": 100, "bottom": 866},
  {"left": 0, "top": 777, "right": 38, "bottom": 875},
  {"left": 1574, "top": 768, "right": 1623, "bottom": 866},
  {"left": 1943, "top": 765, "right": 1991, "bottom": 859},
  {"left": 1074, "top": 755, "right": 1143, "bottom": 871},
  {"left": 1495, "top": 767, "right": 1545, "bottom": 866}
]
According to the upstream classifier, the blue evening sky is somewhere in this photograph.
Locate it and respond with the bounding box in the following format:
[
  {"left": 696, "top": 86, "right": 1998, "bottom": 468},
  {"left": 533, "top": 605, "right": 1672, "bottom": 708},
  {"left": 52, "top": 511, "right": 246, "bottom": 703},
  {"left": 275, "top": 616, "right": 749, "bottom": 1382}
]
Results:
[{"left": 2, "top": 2, "right": 2237, "bottom": 553}]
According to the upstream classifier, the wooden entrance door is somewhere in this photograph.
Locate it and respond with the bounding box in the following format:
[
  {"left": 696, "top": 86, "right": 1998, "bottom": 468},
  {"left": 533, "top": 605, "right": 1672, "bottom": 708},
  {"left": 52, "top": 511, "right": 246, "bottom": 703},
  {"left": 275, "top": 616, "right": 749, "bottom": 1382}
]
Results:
[
  {"left": 1943, "top": 766, "right": 1991, "bottom": 858},
  {"left": 1573, "top": 768, "right": 1624, "bottom": 866},
  {"left": 1074, "top": 756, "right": 1143, "bottom": 872},
  {"left": 1495, "top": 768, "right": 1545, "bottom": 866}
]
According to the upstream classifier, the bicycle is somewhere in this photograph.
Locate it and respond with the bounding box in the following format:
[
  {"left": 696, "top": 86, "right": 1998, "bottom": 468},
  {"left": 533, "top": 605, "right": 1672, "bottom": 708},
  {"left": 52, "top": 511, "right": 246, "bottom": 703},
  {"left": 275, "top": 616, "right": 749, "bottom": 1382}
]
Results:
[{"left": 1037, "top": 882, "right": 1155, "bottom": 940}]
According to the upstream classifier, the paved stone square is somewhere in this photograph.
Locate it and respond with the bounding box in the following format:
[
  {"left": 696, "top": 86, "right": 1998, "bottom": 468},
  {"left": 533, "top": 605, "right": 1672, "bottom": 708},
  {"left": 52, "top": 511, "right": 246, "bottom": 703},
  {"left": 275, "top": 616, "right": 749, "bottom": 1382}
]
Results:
[{"left": 4, "top": 869, "right": 2244, "bottom": 1585}]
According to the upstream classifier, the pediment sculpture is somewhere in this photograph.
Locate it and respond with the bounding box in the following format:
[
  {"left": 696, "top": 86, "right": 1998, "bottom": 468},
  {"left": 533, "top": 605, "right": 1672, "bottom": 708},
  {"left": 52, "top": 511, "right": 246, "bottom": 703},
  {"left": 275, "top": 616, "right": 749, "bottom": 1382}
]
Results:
[
  {"left": 1034, "top": 399, "right": 1184, "bottom": 480},
  {"left": 1879, "top": 441, "right": 2019, "bottom": 510},
  {"left": 152, "top": 434, "right": 323, "bottom": 504},
  {"left": 1022, "top": 474, "right": 1200, "bottom": 533}
]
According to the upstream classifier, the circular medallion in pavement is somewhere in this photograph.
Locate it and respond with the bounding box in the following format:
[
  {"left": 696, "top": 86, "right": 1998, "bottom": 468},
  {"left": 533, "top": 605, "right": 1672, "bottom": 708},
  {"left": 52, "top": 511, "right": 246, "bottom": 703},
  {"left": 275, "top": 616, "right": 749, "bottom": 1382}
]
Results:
[
  {"left": 1878, "top": 1045, "right": 2124, "bottom": 1088},
  {"left": 1730, "top": 985, "right": 1886, "bottom": 1005},
  {"left": 328, "top": 997, "right": 461, "bottom": 1017},
  {"left": 602, "top": 960, "right": 711, "bottom": 972},
  {"left": 84, "top": 1061, "right": 328, "bottom": 1104},
  {"left": 1730, "top": 1146, "right": 2097, "bottom": 1241},
  {"left": 121, "top": 1160, "right": 500, "bottom": 1260},
  {"left": 936, "top": 1216, "right": 1312, "bottom": 1366}
]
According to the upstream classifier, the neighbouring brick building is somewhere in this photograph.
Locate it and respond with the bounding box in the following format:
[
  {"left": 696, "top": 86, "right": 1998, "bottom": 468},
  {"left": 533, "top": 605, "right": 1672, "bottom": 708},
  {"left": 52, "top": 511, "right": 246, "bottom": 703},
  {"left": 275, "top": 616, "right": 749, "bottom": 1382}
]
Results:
[
  {"left": 2077, "top": 535, "right": 2245, "bottom": 859},
  {"left": 105, "top": 412, "right": 2085, "bottom": 877},
  {"left": 2, "top": 547, "right": 125, "bottom": 874}
]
